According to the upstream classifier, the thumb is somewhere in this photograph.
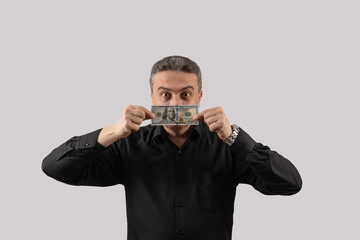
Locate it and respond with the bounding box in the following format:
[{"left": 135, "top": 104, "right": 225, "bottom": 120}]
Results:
[
  {"left": 142, "top": 107, "right": 155, "bottom": 120},
  {"left": 145, "top": 111, "right": 155, "bottom": 120},
  {"left": 193, "top": 112, "right": 205, "bottom": 121}
]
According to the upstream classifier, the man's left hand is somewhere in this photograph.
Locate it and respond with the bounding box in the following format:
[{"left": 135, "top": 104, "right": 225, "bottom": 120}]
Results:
[{"left": 193, "top": 107, "right": 232, "bottom": 141}]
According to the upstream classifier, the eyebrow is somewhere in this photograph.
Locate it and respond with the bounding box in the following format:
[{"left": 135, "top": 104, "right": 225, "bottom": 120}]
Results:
[{"left": 157, "top": 86, "right": 194, "bottom": 92}]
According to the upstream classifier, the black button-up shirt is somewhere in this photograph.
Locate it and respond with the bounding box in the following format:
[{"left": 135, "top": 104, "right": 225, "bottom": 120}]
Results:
[{"left": 42, "top": 121, "right": 302, "bottom": 240}]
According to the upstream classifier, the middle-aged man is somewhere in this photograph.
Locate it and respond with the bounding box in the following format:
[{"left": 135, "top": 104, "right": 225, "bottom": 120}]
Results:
[{"left": 42, "top": 55, "right": 302, "bottom": 240}]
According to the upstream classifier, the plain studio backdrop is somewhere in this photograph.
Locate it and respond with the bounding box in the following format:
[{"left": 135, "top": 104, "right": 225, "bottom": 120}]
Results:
[{"left": 1, "top": 0, "right": 359, "bottom": 239}]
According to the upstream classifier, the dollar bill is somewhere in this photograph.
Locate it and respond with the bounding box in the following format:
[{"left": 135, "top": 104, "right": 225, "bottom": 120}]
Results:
[{"left": 151, "top": 105, "right": 199, "bottom": 125}]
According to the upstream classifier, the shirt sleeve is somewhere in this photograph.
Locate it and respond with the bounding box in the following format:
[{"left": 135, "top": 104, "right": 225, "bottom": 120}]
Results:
[
  {"left": 41, "top": 128, "right": 124, "bottom": 186},
  {"left": 230, "top": 126, "right": 302, "bottom": 195}
]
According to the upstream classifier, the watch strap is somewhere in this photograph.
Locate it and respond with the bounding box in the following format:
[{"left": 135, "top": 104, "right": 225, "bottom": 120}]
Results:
[{"left": 224, "top": 124, "right": 240, "bottom": 146}]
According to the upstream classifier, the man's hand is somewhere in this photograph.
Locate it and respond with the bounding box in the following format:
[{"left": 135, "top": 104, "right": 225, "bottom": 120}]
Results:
[
  {"left": 115, "top": 105, "right": 155, "bottom": 138},
  {"left": 98, "top": 105, "right": 155, "bottom": 147},
  {"left": 193, "top": 107, "right": 232, "bottom": 141}
]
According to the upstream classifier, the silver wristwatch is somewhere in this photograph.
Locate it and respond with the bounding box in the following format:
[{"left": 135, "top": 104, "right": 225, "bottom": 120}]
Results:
[{"left": 224, "top": 124, "right": 240, "bottom": 146}]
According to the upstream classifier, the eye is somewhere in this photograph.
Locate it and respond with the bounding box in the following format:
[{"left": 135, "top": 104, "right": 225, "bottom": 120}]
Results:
[
  {"left": 182, "top": 92, "right": 191, "bottom": 97},
  {"left": 161, "top": 92, "right": 171, "bottom": 98}
]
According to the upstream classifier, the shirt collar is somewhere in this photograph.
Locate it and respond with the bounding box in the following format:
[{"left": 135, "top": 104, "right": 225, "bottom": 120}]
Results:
[{"left": 150, "top": 122, "right": 204, "bottom": 143}]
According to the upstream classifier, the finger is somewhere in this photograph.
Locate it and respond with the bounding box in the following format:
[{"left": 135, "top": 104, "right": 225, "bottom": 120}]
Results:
[
  {"left": 128, "top": 120, "right": 141, "bottom": 132},
  {"left": 204, "top": 115, "right": 221, "bottom": 126},
  {"left": 123, "top": 117, "right": 138, "bottom": 132},
  {"left": 193, "top": 108, "right": 213, "bottom": 121},
  {"left": 137, "top": 106, "right": 155, "bottom": 120},
  {"left": 144, "top": 110, "right": 155, "bottom": 120},
  {"left": 129, "top": 115, "right": 143, "bottom": 125},
  {"left": 208, "top": 121, "right": 224, "bottom": 133},
  {"left": 203, "top": 110, "right": 219, "bottom": 121},
  {"left": 131, "top": 109, "right": 146, "bottom": 119}
]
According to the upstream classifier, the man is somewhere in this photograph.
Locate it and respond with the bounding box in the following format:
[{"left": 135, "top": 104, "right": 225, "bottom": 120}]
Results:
[
  {"left": 42, "top": 55, "right": 302, "bottom": 240},
  {"left": 159, "top": 106, "right": 177, "bottom": 124}
]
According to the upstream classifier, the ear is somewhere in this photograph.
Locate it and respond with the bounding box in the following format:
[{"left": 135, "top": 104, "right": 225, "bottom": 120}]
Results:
[{"left": 196, "top": 90, "right": 203, "bottom": 108}]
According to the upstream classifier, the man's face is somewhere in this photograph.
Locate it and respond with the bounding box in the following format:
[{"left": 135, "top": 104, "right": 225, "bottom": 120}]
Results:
[{"left": 151, "top": 71, "right": 202, "bottom": 106}]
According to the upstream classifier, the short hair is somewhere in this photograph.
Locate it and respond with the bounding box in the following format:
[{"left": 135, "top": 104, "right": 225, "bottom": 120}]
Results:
[{"left": 149, "top": 55, "right": 202, "bottom": 92}]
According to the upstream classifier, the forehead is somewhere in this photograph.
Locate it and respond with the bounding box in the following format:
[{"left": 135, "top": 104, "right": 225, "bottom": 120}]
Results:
[{"left": 152, "top": 71, "right": 198, "bottom": 90}]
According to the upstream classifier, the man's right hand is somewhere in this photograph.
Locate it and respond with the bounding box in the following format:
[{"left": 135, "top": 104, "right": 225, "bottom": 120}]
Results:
[{"left": 98, "top": 105, "right": 155, "bottom": 147}]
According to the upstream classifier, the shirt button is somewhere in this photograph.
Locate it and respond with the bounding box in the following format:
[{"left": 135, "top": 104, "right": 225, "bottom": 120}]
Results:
[
  {"left": 85, "top": 142, "right": 90, "bottom": 147},
  {"left": 178, "top": 150, "right": 182, "bottom": 154},
  {"left": 176, "top": 175, "right": 183, "bottom": 184}
]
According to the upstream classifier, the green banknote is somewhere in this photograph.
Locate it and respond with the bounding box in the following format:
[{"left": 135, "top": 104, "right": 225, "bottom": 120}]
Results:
[{"left": 151, "top": 105, "right": 199, "bottom": 125}]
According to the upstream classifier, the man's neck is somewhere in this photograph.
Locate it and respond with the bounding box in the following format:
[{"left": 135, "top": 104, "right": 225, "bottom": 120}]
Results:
[
  {"left": 163, "top": 125, "right": 193, "bottom": 148},
  {"left": 163, "top": 125, "right": 193, "bottom": 138}
]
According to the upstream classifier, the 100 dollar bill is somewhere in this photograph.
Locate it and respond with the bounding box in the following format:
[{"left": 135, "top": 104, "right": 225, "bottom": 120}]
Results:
[{"left": 151, "top": 105, "right": 199, "bottom": 125}]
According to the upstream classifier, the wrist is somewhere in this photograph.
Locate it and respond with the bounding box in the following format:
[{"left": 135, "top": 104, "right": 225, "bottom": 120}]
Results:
[
  {"left": 98, "top": 125, "right": 119, "bottom": 148},
  {"left": 223, "top": 124, "right": 240, "bottom": 146},
  {"left": 224, "top": 124, "right": 233, "bottom": 140}
]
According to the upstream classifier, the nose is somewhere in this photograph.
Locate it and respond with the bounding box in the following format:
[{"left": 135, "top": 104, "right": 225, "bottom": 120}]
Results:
[{"left": 169, "top": 96, "right": 182, "bottom": 105}]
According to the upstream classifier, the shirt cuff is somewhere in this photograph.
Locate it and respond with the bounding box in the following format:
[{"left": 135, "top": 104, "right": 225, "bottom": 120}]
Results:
[
  {"left": 77, "top": 128, "right": 106, "bottom": 152},
  {"left": 230, "top": 125, "right": 257, "bottom": 158}
]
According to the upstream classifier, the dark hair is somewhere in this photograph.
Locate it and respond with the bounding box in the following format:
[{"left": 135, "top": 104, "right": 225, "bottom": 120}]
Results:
[{"left": 149, "top": 55, "right": 202, "bottom": 92}]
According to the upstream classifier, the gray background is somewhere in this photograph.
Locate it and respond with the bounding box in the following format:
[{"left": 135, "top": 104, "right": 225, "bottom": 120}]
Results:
[{"left": 1, "top": 0, "right": 359, "bottom": 239}]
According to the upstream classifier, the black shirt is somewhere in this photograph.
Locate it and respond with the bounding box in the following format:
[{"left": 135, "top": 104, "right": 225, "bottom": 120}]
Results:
[{"left": 42, "top": 121, "right": 302, "bottom": 240}]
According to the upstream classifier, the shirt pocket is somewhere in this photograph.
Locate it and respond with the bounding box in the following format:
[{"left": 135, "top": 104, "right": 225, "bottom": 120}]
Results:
[{"left": 199, "top": 171, "right": 235, "bottom": 214}]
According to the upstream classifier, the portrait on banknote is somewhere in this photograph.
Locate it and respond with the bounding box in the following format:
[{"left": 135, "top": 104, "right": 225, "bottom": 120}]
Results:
[{"left": 159, "top": 106, "right": 177, "bottom": 124}]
